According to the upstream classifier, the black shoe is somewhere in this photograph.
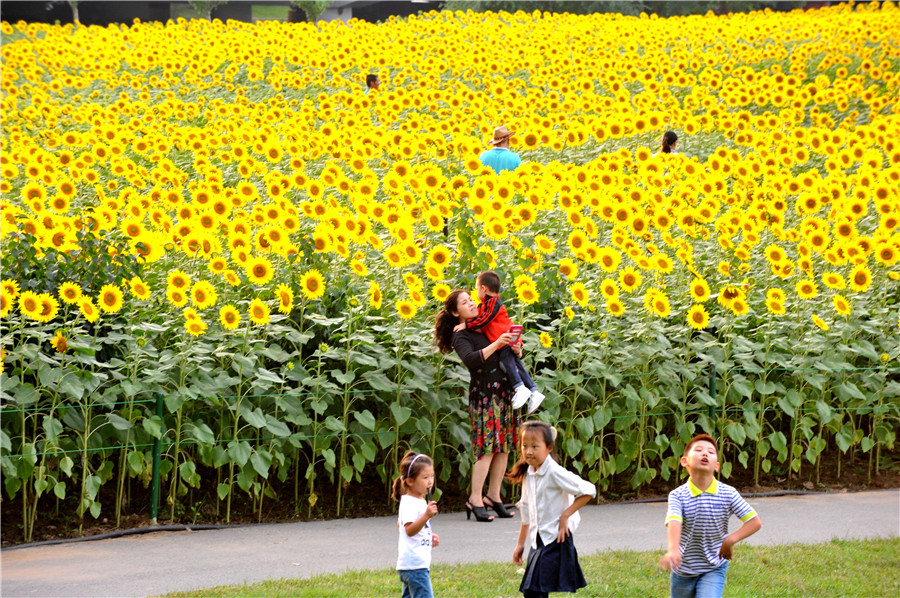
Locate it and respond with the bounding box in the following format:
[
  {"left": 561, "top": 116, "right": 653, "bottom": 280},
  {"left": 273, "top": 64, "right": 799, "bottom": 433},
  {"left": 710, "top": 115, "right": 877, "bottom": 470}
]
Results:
[
  {"left": 465, "top": 500, "right": 494, "bottom": 522},
  {"left": 483, "top": 496, "right": 515, "bottom": 518}
]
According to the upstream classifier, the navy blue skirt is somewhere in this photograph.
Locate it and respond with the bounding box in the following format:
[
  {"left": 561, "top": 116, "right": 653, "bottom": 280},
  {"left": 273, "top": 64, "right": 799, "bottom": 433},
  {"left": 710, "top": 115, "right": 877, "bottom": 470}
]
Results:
[{"left": 520, "top": 533, "right": 587, "bottom": 594}]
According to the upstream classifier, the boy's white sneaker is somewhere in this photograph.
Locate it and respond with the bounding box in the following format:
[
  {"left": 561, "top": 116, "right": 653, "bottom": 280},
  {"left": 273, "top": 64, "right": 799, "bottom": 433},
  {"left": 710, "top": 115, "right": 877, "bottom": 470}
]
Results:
[
  {"left": 512, "top": 386, "right": 531, "bottom": 410},
  {"left": 527, "top": 391, "right": 546, "bottom": 414}
]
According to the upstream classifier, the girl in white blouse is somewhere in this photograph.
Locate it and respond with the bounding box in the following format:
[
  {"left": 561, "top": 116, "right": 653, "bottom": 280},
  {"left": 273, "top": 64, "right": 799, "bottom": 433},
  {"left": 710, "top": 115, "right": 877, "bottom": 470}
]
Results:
[{"left": 508, "top": 422, "right": 596, "bottom": 598}]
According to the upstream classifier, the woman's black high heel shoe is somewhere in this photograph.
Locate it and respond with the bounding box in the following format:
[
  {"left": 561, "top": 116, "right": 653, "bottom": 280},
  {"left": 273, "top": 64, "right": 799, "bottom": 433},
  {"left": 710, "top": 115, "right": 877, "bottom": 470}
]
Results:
[
  {"left": 465, "top": 500, "right": 494, "bottom": 522},
  {"left": 483, "top": 496, "right": 514, "bottom": 518}
]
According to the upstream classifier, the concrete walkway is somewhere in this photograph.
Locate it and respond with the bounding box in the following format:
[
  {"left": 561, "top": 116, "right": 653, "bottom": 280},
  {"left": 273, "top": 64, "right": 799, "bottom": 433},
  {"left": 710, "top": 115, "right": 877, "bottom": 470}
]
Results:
[{"left": 2, "top": 489, "right": 898, "bottom": 597}]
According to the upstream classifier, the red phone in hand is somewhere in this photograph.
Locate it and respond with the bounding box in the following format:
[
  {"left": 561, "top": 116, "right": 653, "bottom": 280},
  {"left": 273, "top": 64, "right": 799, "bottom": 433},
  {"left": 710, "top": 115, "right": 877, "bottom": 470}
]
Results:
[{"left": 507, "top": 324, "right": 523, "bottom": 343}]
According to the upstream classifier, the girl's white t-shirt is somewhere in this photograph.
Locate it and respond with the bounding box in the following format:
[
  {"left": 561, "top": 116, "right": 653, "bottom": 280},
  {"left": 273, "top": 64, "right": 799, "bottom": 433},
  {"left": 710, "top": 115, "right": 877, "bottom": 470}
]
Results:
[{"left": 396, "top": 495, "right": 432, "bottom": 570}]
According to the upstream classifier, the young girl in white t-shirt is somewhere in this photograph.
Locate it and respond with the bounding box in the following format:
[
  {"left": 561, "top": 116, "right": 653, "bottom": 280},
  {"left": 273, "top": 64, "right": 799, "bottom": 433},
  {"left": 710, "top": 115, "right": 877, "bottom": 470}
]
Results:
[
  {"left": 392, "top": 451, "right": 440, "bottom": 598},
  {"left": 508, "top": 422, "right": 596, "bottom": 598}
]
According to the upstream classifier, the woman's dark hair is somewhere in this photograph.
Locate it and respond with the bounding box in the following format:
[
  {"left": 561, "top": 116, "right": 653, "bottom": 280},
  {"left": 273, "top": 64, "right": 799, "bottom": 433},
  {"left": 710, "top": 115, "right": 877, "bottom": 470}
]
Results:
[
  {"left": 661, "top": 130, "right": 678, "bottom": 154},
  {"left": 366, "top": 74, "right": 378, "bottom": 87},
  {"left": 434, "top": 289, "right": 467, "bottom": 354},
  {"left": 391, "top": 451, "right": 434, "bottom": 502},
  {"left": 506, "top": 421, "right": 557, "bottom": 484}
]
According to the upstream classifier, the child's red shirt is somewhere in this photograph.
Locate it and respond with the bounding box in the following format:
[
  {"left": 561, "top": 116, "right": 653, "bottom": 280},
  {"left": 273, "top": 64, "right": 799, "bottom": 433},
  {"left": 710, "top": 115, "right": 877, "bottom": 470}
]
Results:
[{"left": 465, "top": 294, "right": 512, "bottom": 342}]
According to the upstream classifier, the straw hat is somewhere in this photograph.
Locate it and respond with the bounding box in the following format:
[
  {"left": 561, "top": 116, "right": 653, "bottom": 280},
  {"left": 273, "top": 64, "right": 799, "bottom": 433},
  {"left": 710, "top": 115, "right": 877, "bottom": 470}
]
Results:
[{"left": 488, "top": 125, "right": 515, "bottom": 145}]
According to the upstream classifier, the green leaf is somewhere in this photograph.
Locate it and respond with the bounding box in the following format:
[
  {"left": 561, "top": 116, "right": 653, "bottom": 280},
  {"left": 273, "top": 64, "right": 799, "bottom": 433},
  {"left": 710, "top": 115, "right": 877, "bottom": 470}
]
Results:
[
  {"left": 85, "top": 474, "right": 101, "bottom": 499},
  {"left": 592, "top": 407, "right": 612, "bottom": 430},
  {"left": 90, "top": 502, "right": 101, "bottom": 519},
  {"left": 54, "top": 481, "right": 66, "bottom": 499},
  {"left": 190, "top": 422, "right": 216, "bottom": 445},
  {"left": 127, "top": 450, "right": 144, "bottom": 475},
  {"left": 255, "top": 368, "right": 284, "bottom": 384},
  {"left": 14, "top": 383, "right": 40, "bottom": 406},
  {"left": 861, "top": 436, "right": 875, "bottom": 452},
  {"left": 228, "top": 441, "right": 251, "bottom": 467},
  {"left": 725, "top": 422, "right": 746, "bottom": 445},
  {"left": 354, "top": 409, "right": 376, "bottom": 431},
  {"left": 58, "top": 373, "right": 85, "bottom": 401},
  {"left": 217, "top": 483, "right": 230, "bottom": 500},
  {"left": 60, "top": 456, "right": 74, "bottom": 476},
  {"left": 363, "top": 371, "right": 393, "bottom": 392},
  {"left": 575, "top": 416, "right": 594, "bottom": 440},
  {"left": 264, "top": 415, "right": 291, "bottom": 437},
  {"left": 179, "top": 461, "right": 198, "bottom": 486},
  {"left": 107, "top": 413, "right": 134, "bottom": 431},
  {"left": 390, "top": 403, "right": 412, "bottom": 426},
  {"left": 341, "top": 464, "right": 354, "bottom": 483},
  {"left": 323, "top": 416, "right": 346, "bottom": 433},
  {"left": 42, "top": 416, "right": 63, "bottom": 444},
  {"left": 835, "top": 382, "right": 866, "bottom": 402},
  {"left": 240, "top": 405, "right": 267, "bottom": 429},
  {"left": 321, "top": 448, "right": 336, "bottom": 468},
  {"left": 815, "top": 400, "right": 833, "bottom": 425},
  {"left": 250, "top": 451, "right": 271, "bottom": 479},
  {"left": 730, "top": 376, "right": 753, "bottom": 398},
  {"left": 142, "top": 415, "right": 163, "bottom": 439},
  {"left": 331, "top": 369, "right": 356, "bottom": 385},
  {"left": 754, "top": 380, "right": 776, "bottom": 395}
]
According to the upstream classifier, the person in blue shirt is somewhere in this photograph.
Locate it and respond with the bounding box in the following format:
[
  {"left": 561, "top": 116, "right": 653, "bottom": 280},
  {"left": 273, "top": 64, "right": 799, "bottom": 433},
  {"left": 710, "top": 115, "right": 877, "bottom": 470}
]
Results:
[
  {"left": 365, "top": 74, "right": 380, "bottom": 95},
  {"left": 479, "top": 126, "right": 522, "bottom": 174}
]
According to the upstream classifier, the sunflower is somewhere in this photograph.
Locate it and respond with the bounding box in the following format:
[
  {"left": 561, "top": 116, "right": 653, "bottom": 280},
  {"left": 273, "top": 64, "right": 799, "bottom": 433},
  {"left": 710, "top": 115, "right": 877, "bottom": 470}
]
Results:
[
  {"left": 687, "top": 305, "right": 710, "bottom": 330},
  {"left": 0, "top": 289, "right": 12, "bottom": 317},
  {"left": 248, "top": 299, "right": 271, "bottom": 326},
  {"left": 570, "top": 282, "right": 589, "bottom": 308},
  {"left": 300, "top": 269, "right": 326, "bottom": 300},
  {"left": 369, "top": 281, "right": 383, "bottom": 309},
  {"left": 606, "top": 298, "right": 625, "bottom": 317},
  {"left": 167, "top": 269, "right": 191, "bottom": 290},
  {"left": 848, "top": 264, "right": 872, "bottom": 293},
  {"left": 618, "top": 267, "right": 642, "bottom": 292},
  {"left": 396, "top": 299, "right": 417, "bottom": 320},
  {"left": 833, "top": 294, "right": 851, "bottom": 317},
  {"left": 539, "top": 332, "right": 553, "bottom": 348},
  {"left": 534, "top": 235, "right": 556, "bottom": 254},
  {"left": 350, "top": 259, "right": 369, "bottom": 277},
  {"left": 19, "top": 291, "right": 41, "bottom": 320},
  {"left": 50, "top": 331, "right": 68, "bottom": 353},
  {"left": 166, "top": 287, "right": 189, "bottom": 308},
  {"left": 185, "top": 317, "right": 208, "bottom": 337},
  {"left": 558, "top": 258, "right": 578, "bottom": 280},
  {"left": 58, "top": 282, "right": 82, "bottom": 304},
  {"left": 276, "top": 283, "right": 294, "bottom": 314},
  {"left": 600, "top": 278, "right": 619, "bottom": 300},
  {"left": 597, "top": 246, "right": 621, "bottom": 273},
  {"left": 219, "top": 305, "right": 241, "bottom": 330},
  {"left": 821, "top": 272, "right": 846, "bottom": 291},
  {"left": 651, "top": 293, "right": 671, "bottom": 318},
  {"left": 98, "top": 284, "right": 124, "bottom": 313},
  {"left": 245, "top": 256, "right": 274, "bottom": 286},
  {"left": 432, "top": 283, "right": 451, "bottom": 302},
  {"left": 811, "top": 314, "right": 829, "bottom": 331},
  {"left": 766, "top": 297, "right": 786, "bottom": 316},
  {"left": 79, "top": 297, "right": 100, "bottom": 323},
  {"left": 1, "top": 280, "right": 19, "bottom": 298},
  {"left": 730, "top": 298, "right": 749, "bottom": 316},
  {"left": 689, "top": 278, "right": 711, "bottom": 303}
]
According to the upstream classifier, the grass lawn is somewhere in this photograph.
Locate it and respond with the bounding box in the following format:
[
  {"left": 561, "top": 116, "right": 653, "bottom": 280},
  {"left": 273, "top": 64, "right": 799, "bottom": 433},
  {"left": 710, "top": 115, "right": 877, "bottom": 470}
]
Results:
[{"left": 162, "top": 537, "right": 899, "bottom": 597}]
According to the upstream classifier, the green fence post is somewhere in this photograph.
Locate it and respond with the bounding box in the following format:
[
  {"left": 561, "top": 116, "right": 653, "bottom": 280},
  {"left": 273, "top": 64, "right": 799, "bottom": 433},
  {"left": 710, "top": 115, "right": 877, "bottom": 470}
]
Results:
[
  {"left": 708, "top": 363, "right": 717, "bottom": 421},
  {"left": 150, "top": 392, "right": 163, "bottom": 524}
]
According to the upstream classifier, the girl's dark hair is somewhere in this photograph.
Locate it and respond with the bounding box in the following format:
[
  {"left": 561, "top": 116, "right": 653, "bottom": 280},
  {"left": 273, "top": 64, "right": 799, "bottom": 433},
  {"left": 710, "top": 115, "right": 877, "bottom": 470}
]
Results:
[
  {"left": 391, "top": 450, "right": 434, "bottom": 502},
  {"left": 661, "top": 130, "right": 678, "bottom": 153},
  {"left": 434, "top": 289, "right": 467, "bottom": 354},
  {"left": 506, "top": 421, "right": 557, "bottom": 484}
]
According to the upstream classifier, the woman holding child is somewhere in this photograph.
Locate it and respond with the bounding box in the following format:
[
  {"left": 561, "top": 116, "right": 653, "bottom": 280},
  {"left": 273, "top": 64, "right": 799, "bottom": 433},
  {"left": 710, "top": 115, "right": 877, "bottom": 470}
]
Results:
[{"left": 434, "top": 289, "right": 521, "bottom": 523}]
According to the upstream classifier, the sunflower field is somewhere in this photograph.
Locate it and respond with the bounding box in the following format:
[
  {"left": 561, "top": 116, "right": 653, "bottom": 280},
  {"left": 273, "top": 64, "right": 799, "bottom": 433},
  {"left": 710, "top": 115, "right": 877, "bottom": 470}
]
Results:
[{"left": 2, "top": 3, "right": 899, "bottom": 541}]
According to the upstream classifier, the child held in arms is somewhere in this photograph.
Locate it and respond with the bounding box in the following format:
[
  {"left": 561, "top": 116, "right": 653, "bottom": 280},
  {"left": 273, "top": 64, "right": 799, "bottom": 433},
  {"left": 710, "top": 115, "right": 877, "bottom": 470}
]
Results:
[
  {"left": 658, "top": 434, "right": 762, "bottom": 598},
  {"left": 454, "top": 270, "right": 544, "bottom": 414}
]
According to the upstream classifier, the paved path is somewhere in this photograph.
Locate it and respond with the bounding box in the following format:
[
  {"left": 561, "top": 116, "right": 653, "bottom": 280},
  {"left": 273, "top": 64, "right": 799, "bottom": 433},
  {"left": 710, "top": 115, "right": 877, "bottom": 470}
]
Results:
[{"left": 2, "top": 489, "right": 898, "bottom": 597}]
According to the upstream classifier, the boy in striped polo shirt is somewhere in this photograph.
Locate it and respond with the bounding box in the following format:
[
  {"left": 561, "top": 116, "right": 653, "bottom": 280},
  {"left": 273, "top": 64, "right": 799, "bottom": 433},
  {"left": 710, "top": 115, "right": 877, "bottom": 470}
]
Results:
[{"left": 658, "top": 434, "right": 762, "bottom": 598}]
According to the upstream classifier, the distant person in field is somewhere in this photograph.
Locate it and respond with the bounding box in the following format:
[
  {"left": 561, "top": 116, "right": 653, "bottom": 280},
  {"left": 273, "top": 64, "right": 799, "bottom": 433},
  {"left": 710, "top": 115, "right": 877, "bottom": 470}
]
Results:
[
  {"left": 479, "top": 125, "right": 521, "bottom": 174},
  {"left": 661, "top": 130, "right": 678, "bottom": 154},
  {"left": 453, "top": 270, "right": 544, "bottom": 414},
  {"left": 365, "top": 74, "right": 380, "bottom": 94},
  {"left": 658, "top": 434, "right": 762, "bottom": 598},
  {"left": 434, "top": 289, "right": 522, "bottom": 523}
]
